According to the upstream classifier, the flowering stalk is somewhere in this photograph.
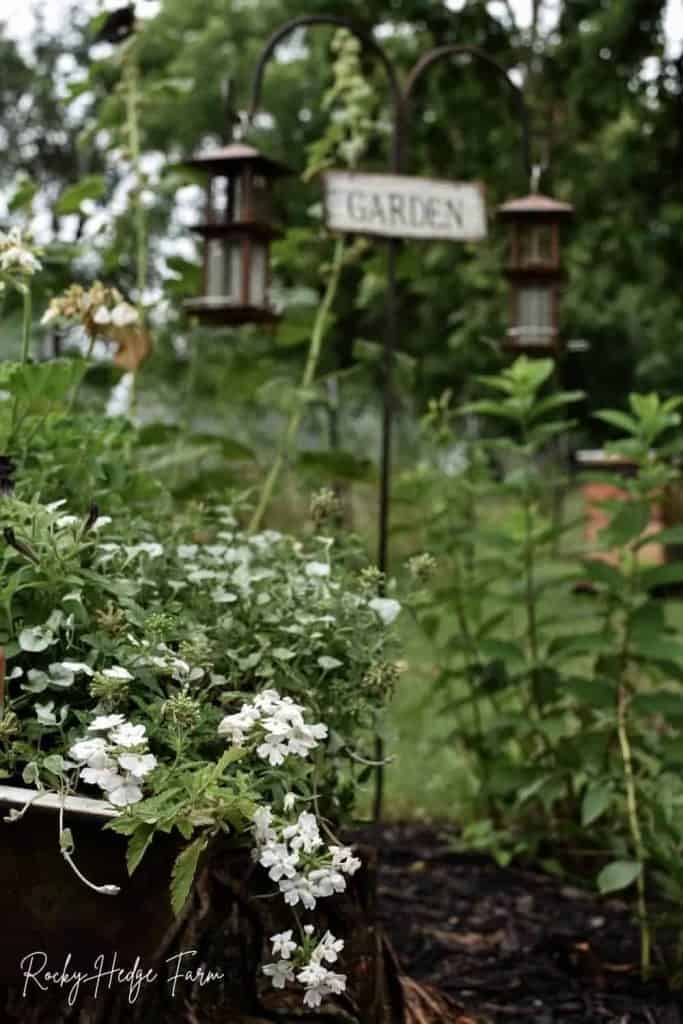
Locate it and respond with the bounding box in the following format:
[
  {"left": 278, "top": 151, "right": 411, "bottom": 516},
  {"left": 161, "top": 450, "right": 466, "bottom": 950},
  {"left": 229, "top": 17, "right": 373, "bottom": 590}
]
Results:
[
  {"left": 249, "top": 236, "right": 346, "bottom": 533},
  {"left": 122, "top": 36, "right": 147, "bottom": 317}
]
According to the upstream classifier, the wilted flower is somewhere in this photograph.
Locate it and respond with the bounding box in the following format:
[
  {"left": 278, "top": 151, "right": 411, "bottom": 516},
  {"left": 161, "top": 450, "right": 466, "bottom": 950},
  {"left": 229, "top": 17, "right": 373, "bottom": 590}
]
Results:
[{"left": 407, "top": 552, "right": 437, "bottom": 583}]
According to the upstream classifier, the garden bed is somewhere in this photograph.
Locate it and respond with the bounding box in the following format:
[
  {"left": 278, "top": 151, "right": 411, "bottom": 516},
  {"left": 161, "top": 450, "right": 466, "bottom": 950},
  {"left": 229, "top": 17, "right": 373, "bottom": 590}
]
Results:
[{"left": 368, "top": 824, "right": 681, "bottom": 1024}]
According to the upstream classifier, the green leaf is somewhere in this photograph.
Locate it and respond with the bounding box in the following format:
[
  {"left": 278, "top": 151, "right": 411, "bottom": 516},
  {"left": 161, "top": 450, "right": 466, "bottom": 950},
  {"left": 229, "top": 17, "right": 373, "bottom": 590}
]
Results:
[
  {"left": 563, "top": 675, "right": 617, "bottom": 709},
  {"left": 630, "top": 636, "right": 683, "bottom": 666},
  {"left": 631, "top": 691, "right": 683, "bottom": 721},
  {"left": 55, "top": 175, "right": 107, "bottom": 215},
  {"left": 580, "top": 559, "right": 624, "bottom": 590},
  {"left": 127, "top": 823, "right": 156, "bottom": 875},
  {"left": 297, "top": 450, "right": 376, "bottom": 483},
  {"left": 597, "top": 860, "right": 641, "bottom": 894},
  {"left": 582, "top": 783, "right": 611, "bottom": 826},
  {"left": 594, "top": 410, "right": 639, "bottom": 435},
  {"left": 636, "top": 525, "right": 683, "bottom": 550},
  {"left": 602, "top": 500, "right": 651, "bottom": 546},
  {"left": 9, "top": 178, "right": 39, "bottom": 213},
  {"left": 170, "top": 836, "right": 208, "bottom": 917},
  {"left": 641, "top": 562, "right": 683, "bottom": 589}
]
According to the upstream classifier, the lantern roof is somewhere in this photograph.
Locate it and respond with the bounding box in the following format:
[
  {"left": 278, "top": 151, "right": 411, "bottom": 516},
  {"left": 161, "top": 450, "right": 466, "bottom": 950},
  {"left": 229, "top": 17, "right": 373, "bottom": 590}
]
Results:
[
  {"left": 497, "top": 193, "right": 574, "bottom": 219},
  {"left": 185, "top": 142, "right": 291, "bottom": 178}
]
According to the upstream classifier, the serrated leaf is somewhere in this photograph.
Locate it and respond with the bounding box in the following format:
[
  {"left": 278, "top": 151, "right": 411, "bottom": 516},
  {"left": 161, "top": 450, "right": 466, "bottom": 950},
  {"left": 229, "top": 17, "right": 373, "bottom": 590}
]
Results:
[
  {"left": 126, "top": 823, "right": 156, "bottom": 875},
  {"left": 170, "top": 836, "right": 208, "bottom": 917},
  {"left": 597, "top": 860, "right": 641, "bottom": 894}
]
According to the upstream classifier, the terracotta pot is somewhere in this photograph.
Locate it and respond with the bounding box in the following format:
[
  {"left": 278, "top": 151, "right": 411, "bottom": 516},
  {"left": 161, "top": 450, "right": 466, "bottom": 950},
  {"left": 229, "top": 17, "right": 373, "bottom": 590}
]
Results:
[{"left": 0, "top": 787, "right": 178, "bottom": 988}]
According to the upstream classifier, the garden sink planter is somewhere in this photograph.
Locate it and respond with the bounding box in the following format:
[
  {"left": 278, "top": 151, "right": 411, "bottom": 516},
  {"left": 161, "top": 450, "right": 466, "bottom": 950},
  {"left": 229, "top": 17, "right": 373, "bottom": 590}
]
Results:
[{"left": 0, "top": 785, "right": 178, "bottom": 988}]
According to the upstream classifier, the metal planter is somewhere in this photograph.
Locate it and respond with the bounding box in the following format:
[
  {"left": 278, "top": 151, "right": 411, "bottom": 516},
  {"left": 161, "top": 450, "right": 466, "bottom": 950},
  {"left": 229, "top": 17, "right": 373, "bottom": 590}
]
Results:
[{"left": 0, "top": 785, "right": 178, "bottom": 988}]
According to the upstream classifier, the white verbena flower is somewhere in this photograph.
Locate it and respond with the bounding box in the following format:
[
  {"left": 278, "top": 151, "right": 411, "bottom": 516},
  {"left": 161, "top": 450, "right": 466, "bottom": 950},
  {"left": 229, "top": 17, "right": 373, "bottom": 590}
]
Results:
[
  {"left": 110, "top": 722, "right": 147, "bottom": 748},
  {"left": 259, "top": 842, "right": 300, "bottom": 882},
  {"left": 279, "top": 874, "right": 317, "bottom": 911},
  {"left": 69, "top": 736, "right": 109, "bottom": 764},
  {"left": 297, "top": 961, "right": 346, "bottom": 1007},
  {"left": 252, "top": 806, "right": 277, "bottom": 845},
  {"left": 283, "top": 811, "right": 322, "bottom": 854},
  {"left": 117, "top": 752, "right": 157, "bottom": 778},
  {"left": 80, "top": 766, "right": 121, "bottom": 791},
  {"left": 88, "top": 714, "right": 126, "bottom": 732},
  {"left": 330, "top": 845, "right": 362, "bottom": 876},
  {"left": 108, "top": 781, "right": 144, "bottom": 807},
  {"left": 270, "top": 930, "right": 297, "bottom": 960},
  {"left": 262, "top": 960, "right": 295, "bottom": 990},
  {"left": 311, "top": 931, "right": 344, "bottom": 965}
]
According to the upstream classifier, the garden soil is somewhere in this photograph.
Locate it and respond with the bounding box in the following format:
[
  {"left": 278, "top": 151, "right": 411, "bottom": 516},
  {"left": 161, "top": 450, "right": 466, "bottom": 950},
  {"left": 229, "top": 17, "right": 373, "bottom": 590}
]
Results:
[{"left": 367, "top": 823, "right": 683, "bottom": 1024}]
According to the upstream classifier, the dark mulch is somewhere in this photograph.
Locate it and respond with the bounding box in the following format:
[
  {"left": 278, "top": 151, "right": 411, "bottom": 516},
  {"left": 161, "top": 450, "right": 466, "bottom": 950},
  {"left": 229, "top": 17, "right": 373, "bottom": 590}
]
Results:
[{"left": 367, "top": 823, "right": 683, "bottom": 1024}]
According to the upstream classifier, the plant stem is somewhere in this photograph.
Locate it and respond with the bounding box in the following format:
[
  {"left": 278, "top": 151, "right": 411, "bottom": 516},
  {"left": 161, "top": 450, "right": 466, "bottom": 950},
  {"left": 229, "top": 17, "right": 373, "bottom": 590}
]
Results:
[
  {"left": 124, "top": 40, "right": 147, "bottom": 314},
  {"left": 248, "top": 236, "right": 346, "bottom": 533},
  {"left": 616, "top": 683, "right": 651, "bottom": 978},
  {"left": 20, "top": 285, "right": 32, "bottom": 365},
  {"left": 8, "top": 285, "right": 33, "bottom": 447}
]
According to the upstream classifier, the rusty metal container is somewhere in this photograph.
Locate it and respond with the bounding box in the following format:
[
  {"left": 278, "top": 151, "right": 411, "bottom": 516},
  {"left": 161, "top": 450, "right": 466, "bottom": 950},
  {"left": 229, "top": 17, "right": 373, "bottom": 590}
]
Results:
[{"left": 0, "top": 786, "right": 177, "bottom": 988}]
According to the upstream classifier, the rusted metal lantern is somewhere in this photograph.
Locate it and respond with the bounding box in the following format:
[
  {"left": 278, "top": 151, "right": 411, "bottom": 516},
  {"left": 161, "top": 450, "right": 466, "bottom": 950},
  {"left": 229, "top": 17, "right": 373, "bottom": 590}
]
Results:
[
  {"left": 497, "top": 193, "right": 574, "bottom": 355},
  {"left": 183, "top": 143, "right": 291, "bottom": 325}
]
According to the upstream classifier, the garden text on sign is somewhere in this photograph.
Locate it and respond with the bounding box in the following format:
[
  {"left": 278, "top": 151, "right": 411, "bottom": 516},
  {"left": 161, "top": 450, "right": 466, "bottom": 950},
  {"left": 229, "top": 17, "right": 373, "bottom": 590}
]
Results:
[{"left": 323, "top": 171, "right": 487, "bottom": 241}]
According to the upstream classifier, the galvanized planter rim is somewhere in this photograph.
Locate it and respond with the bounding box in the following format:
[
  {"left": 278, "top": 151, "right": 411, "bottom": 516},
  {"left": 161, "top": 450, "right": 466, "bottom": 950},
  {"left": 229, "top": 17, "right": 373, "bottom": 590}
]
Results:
[{"left": 0, "top": 784, "right": 118, "bottom": 820}]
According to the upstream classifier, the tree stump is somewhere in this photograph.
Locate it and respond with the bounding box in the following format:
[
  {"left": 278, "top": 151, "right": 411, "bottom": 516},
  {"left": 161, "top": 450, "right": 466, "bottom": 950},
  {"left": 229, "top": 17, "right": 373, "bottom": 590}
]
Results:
[{"left": 1, "top": 818, "right": 468, "bottom": 1024}]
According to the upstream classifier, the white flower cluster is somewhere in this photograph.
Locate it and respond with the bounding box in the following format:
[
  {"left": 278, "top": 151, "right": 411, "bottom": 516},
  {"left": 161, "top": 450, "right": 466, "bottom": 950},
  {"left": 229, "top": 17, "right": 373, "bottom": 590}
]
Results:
[
  {"left": 218, "top": 689, "right": 327, "bottom": 767},
  {"left": 263, "top": 926, "right": 346, "bottom": 1008},
  {"left": 0, "top": 227, "right": 42, "bottom": 277},
  {"left": 69, "top": 714, "right": 157, "bottom": 808},
  {"left": 253, "top": 806, "right": 361, "bottom": 912}
]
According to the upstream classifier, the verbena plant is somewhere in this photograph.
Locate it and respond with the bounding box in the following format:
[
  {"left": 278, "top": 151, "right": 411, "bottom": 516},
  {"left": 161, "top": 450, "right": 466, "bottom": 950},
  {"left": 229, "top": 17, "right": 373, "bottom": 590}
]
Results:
[
  {"left": 0, "top": 493, "right": 400, "bottom": 1007},
  {"left": 409, "top": 357, "right": 683, "bottom": 980}
]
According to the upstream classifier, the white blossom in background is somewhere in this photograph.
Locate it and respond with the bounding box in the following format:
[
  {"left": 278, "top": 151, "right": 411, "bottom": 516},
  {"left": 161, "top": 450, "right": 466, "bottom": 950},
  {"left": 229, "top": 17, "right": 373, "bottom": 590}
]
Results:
[
  {"left": 0, "top": 227, "right": 42, "bottom": 276},
  {"left": 105, "top": 371, "right": 135, "bottom": 419},
  {"left": 368, "top": 596, "right": 402, "bottom": 625}
]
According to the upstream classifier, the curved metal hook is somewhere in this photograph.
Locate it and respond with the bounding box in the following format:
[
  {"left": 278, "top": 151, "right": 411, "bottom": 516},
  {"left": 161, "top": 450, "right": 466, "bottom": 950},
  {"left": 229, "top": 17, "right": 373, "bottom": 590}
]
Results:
[
  {"left": 403, "top": 44, "right": 532, "bottom": 182},
  {"left": 247, "top": 14, "right": 405, "bottom": 171}
]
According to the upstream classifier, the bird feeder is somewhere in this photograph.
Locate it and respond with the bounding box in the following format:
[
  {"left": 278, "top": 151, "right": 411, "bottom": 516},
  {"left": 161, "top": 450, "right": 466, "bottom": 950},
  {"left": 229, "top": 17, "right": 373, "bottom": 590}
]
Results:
[
  {"left": 497, "top": 193, "right": 573, "bottom": 355},
  {"left": 183, "top": 143, "right": 291, "bottom": 326}
]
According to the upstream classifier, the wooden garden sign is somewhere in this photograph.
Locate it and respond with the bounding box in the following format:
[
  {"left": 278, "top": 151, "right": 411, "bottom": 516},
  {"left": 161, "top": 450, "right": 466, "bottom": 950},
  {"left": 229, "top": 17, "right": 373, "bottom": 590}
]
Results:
[{"left": 323, "top": 171, "right": 487, "bottom": 241}]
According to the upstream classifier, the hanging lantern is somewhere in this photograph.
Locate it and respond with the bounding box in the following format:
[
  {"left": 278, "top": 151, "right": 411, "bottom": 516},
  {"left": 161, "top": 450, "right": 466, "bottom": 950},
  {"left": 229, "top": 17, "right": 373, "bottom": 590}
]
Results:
[
  {"left": 497, "top": 193, "right": 573, "bottom": 356},
  {"left": 183, "top": 143, "right": 291, "bottom": 326}
]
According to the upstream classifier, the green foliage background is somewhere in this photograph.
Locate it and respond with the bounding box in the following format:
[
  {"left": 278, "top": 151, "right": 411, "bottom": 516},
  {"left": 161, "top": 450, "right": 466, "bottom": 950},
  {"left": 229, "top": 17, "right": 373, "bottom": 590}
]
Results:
[{"left": 1, "top": 0, "right": 681, "bottom": 432}]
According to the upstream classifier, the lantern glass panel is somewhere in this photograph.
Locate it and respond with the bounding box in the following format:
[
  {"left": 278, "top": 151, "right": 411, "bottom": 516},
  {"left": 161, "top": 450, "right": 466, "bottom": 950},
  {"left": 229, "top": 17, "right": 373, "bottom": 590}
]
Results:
[
  {"left": 519, "top": 224, "right": 554, "bottom": 267},
  {"left": 516, "top": 286, "right": 554, "bottom": 344},
  {"left": 207, "top": 238, "right": 243, "bottom": 303},
  {"left": 209, "top": 175, "right": 230, "bottom": 222},
  {"left": 250, "top": 174, "right": 272, "bottom": 222},
  {"left": 249, "top": 241, "right": 268, "bottom": 308}
]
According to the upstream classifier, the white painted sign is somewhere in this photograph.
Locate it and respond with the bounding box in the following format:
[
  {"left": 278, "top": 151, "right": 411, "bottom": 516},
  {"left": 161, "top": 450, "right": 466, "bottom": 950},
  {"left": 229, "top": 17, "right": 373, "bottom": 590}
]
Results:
[{"left": 323, "top": 171, "right": 487, "bottom": 241}]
